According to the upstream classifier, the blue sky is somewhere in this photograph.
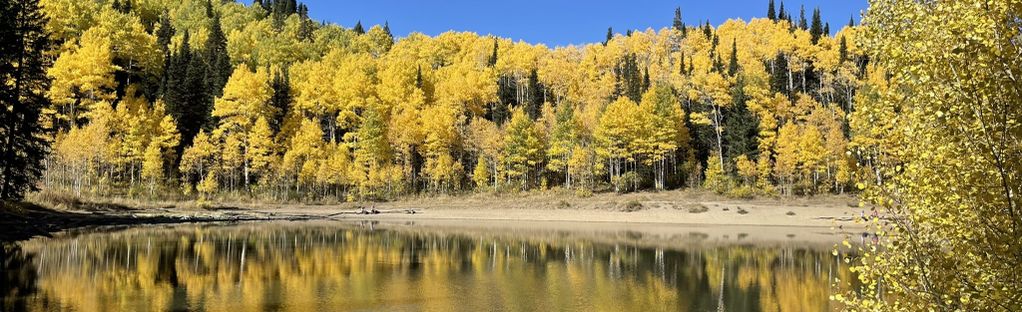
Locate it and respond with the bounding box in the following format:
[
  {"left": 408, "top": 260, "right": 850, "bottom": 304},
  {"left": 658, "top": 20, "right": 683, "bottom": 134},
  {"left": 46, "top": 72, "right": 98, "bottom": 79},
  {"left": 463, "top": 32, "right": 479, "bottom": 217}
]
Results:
[{"left": 299, "top": 0, "right": 868, "bottom": 47}]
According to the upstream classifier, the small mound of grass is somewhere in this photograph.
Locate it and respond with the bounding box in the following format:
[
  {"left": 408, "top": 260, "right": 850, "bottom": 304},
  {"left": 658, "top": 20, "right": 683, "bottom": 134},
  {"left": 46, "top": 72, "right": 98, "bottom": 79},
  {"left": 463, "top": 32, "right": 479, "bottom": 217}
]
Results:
[
  {"left": 620, "top": 200, "right": 644, "bottom": 212},
  {"left": 786, "top": 211, "right": 796, "bottom": 216},
  {"left": 737, "top": 207, "right": 749, "bottom": 215},
  {"left": 556, "top": 200, "right": 572, "bottom": 209},
  {"left": 687, "top": 204, "right": 709, "bottom": 214}
]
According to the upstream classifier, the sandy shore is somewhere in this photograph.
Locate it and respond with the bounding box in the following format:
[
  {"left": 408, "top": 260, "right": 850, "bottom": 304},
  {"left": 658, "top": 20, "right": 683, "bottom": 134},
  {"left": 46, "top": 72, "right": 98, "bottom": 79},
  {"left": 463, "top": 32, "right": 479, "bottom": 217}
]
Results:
[
  {"left": 241, "top": 189, "right": 864, "bottom": 228},
  {"left": 3, "top": 189, "right": 866, "bottom": 242}
]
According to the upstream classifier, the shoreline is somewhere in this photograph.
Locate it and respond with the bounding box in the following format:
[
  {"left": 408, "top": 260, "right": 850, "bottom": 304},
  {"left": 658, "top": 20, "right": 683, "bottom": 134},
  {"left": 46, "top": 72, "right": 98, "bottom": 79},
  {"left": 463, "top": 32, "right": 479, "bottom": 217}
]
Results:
[{"left": 3, "top": 189, "right": 865, "bottom": 242}]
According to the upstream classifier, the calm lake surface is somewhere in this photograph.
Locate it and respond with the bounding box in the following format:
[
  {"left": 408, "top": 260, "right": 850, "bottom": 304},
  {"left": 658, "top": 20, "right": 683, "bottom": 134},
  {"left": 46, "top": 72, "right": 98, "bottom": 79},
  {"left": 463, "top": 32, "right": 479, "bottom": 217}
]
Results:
[{"left": 1, "top": 220, "right": 855, "bottom": 311}]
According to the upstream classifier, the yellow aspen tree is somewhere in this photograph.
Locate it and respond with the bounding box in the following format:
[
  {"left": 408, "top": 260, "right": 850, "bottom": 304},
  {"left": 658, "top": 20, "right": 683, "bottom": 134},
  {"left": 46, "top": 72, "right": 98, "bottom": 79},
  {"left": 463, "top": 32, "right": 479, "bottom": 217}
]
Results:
[
  {"left": 841, "top": 1, "right": 1022, "bottom": 309},
  {"left": 141, "top": 142, "right": 163, "bottom": 196},
  {"left": 702, "top": 153, "right": 729, "bottom": 193},
  {"left": 595, "top": 96, "right": 641, "bottom": 192},
  {"left": 282, "top": 118, "right": 324, "bottom": 192},
  {"left": 212, "top": 65, "right": 274, "bottom": 188},
  {"left": 46, "top": 29, "right": 118, "bottom": 129},
  {"left": 247, "top": 117, "right": 276, "bottom": 183},
  {"left": 472, "top": 155, "right": 490, "bottom": 190},
  {"left": 773, "top": 121, "right": 799, "bottom": 196},
  {"left": 502, "top": 106, "right": 544, "bottom": 189},
  {"left": 180, "top": 130, "right": 216, "bottom": 192},
  {"left": 546, "top": 102, "right": 580, "bottom": 188},
  {"left": 734, "top": 154, "right": 757, "bottom": 187}
]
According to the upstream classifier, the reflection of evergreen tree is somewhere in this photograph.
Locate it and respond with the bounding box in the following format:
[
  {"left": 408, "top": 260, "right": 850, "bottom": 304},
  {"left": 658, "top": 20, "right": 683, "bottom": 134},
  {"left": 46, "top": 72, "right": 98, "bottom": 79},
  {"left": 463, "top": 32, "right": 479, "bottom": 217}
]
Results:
[{"left": 0, "top": 245, "right": 38, "bottom": 312}]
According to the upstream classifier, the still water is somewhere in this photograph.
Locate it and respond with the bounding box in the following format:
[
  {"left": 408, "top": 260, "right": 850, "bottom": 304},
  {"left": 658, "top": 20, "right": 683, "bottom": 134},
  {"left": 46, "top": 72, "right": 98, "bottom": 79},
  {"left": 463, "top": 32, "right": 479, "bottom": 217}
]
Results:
[{"left": 1, "top": 220, "right": 855, "bottom": 311}]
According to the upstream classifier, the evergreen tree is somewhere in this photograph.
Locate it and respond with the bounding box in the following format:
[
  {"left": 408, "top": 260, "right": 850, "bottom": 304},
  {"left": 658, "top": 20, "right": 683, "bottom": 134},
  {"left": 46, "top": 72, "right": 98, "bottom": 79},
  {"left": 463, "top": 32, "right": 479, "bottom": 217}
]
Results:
[
  {"left": 488, "top": 38, "right": 498, "bottom": 67},
  {"left": 810, "top": 7, "right": 823, "bottom": 44},
  {"left": 615, "top": 54, "right": 642, "bottom": 103},
  {"left": 164, "top": 31, "right": 209, "bottom": 152},
  {"left": 679, "top": 52, "right": 686, "bottom": 75},
  {"left": 672, "top": 7, "right": 684, "bottom": 31},
  {"left": 839, "top": 36, "right": 848, "bottom": 63},
  {"left": 769, "top": 52, "right": 789, "bottom": 94},
  {"left": 767, "top": 0, "right": 776, "bottom": 20},
  {"left": 723, "top": 78, "right": 759, "bottom": 162},
  {"left": 204, "top": 13, "right": 232, "bottom": 99},
  {"left": 798, "top": 5, "right": 808, "bottom": 30},
  {"left": 824, "top": 22, "right": 830, "bottom": 36},
  {"left": 0, "top": 0, "right": 52, "bottom": 200},
  {"left": 703, "top": 21, "right": 712, "bottom": 39},
  {"left": 156, "top": 10, "right": 175, "bottom": 96},
  {"left": 727, "top": 39, "right": 740, "bottom": 76},
  {"left": 526, "top": 68, "right": 544, "bottom": 119},
  {"left": 353, "top": 20, "right": 364, "bottom": 34},
  {"left": 604, "top": 27, "right": 612, "bottom": 46},
  {"left": 156, "top": 10, "right": 174, "bottom": 54},
  {"left": 778, "top": 2, "right": 787, "bottom": 21},
  {"left": 848, "top": 15, "right": 856, "bottom": 27},
  {"left": 641, "top": 68, "right": 650, "bottom": 93},
  {"left": 269, "top": 68, "right": 292, "bottom": 132}
]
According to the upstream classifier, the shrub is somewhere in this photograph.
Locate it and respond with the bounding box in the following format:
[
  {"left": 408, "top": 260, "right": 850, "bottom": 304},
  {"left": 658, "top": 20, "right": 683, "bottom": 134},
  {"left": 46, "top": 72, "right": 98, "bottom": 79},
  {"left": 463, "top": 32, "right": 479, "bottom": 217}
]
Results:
[
  {"left": 687, "top": 204, "right": 709, "bottom": 214},
  {"left": 620, "top": 200, "right": 643, "bottom": 212}
]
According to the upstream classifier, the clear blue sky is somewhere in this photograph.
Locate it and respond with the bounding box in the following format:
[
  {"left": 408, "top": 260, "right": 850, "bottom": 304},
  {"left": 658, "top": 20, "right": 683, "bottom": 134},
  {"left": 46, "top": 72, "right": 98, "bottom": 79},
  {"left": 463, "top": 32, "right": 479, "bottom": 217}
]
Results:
[{"left": 298, "top": 0, "right": 868, "bottom": 47}]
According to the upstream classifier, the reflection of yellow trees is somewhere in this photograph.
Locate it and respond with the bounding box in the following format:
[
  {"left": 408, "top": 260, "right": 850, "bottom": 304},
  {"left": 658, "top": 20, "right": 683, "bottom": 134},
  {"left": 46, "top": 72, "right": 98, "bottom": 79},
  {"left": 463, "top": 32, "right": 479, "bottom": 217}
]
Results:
[{"left": 16, "top": 224, "right": 854, "bottom": 311}]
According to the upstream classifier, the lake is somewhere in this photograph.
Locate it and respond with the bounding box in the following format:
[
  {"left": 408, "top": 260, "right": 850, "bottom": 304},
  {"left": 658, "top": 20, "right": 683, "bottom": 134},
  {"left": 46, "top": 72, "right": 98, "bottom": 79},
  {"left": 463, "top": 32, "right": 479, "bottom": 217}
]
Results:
[{"left": 1, "top": 220, "right": 855, "bottom": 311}]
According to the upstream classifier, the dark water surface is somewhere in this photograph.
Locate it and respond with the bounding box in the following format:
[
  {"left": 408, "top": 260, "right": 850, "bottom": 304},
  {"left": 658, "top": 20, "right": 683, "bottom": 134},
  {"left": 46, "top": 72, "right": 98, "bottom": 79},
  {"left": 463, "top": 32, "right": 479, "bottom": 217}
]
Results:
[{"left": 1, "top": 220, "right": 854, "bottom": 311}]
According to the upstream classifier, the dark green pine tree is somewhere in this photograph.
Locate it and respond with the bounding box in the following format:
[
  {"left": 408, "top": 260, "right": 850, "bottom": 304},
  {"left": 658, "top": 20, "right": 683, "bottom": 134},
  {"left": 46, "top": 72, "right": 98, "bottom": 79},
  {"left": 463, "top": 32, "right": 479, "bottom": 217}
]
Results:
[
  {"left": 415, "top": 64, "right": 423, "bottom": 89},
  {"left": 778, "top": 2, "right": 787, "bottom": 22},
  {"left": 641, "top": 68, "right": 650, "bottom": 93},
  {"left": 769, "top": 52, "right": 789, "bottom": 94},
  {"left": 204, "top": 0, "right": 213, "bottom": 18},
  {"left": 353, "top": 20, "right": 365, "bottom": 35},
  {"left": 767, "top": 0, "right": 776, "bottom": 21},
  {"left": 156, "top": 10, "right": 175, "bottom": 96},
  {"left": 838, "top": 35, "right": 848, "bottom": 63},
  {"left": 0, "top": 0, "right": 52, "bottom": 200},
  {"left": 727, "top": 39, "right": 740, "bottom": 76},
  {"left": 702, "top": 21, "right": 712, "bottom": 39},
  {"left": 723, "top": 78, "right": 759, "bottom": 162},
  {"left": 604, "top": 27, "right": 612, "bottom": 46},
  {"left": 204, "top": 13, "right": 232, "bottom": 99},
  {"left": 488, "top": 38, "right": 498, "bottom": 67},
  {"left": 824, "top": 22, "right": 830, "bottom": 36},
  {"left": 164, "top": 31, "right": 210, "bottom": 151},
  {"left": 625, "top": 29, "right": 633, "bottom": 37},
  {"left": 526, "top": 69, "right": 544, "bottom": 119},
  {"left": 848, "top": 15, "right": 856, "bottom": 27},
  {"left": 678, "top": 52, "right": 686, "bottom": 76},
  {"left": 269, "top": 68, "right": 292, "bottom": 132},
  {"left": 798, "top": 5, "right": 808, "bottom": 30},
  {"left": 673, "top": 7, "right": 684, "bottom": 32},
  {"left": 712, "top": 53, "right": 724, "bottom": 74},
  {"left": 810, "top": 8, "right": 824, "bottom": 44},
  {"left": 297, "top": 11, "right": 314, "bottom": 41},
  {"left": 617, "top": 54, "right": 642, "bottom": 103},
  {"left": 284, "top": 0, "right": 296, "bottom": 15}
]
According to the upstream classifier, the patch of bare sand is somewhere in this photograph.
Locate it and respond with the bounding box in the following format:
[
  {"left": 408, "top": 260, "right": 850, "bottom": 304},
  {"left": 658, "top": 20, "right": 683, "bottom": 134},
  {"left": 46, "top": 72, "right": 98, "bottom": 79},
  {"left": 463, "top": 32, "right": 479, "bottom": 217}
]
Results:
[{"left": 239, "top": 189, "right": 866, "bottom": 231}]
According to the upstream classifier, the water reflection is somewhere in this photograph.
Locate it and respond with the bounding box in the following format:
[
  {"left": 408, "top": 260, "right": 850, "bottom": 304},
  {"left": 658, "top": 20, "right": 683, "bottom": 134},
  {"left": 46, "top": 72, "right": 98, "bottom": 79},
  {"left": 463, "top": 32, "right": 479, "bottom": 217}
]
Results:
[{"left": 8, "top": 221, "right": 855, "bottom": 311}]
